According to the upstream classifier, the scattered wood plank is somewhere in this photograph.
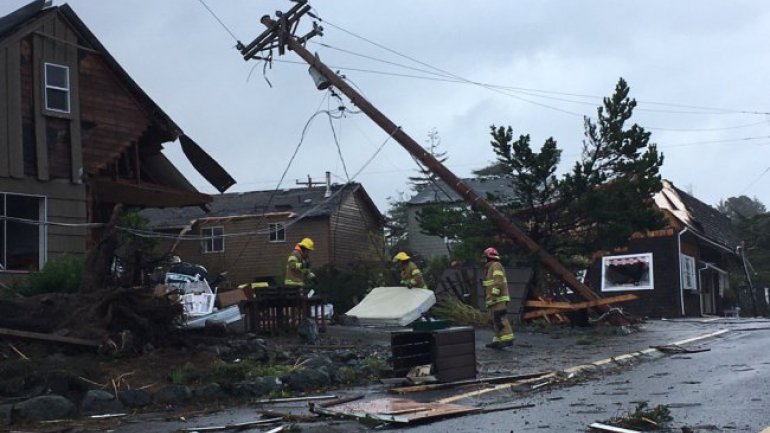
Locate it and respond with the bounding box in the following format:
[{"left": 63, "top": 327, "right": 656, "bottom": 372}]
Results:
[
  {"left": 588, "top": 422, "right": 641, "bottom": 433},
  {"left": 523, "top": 294, "right": 638, "bottom": 320},
  {"left": 253, "top": 395, "right": 337, "bottom": 404},
  {"left": 310, "top": 397, "right": 478, "bottom": 424},
  {"left": 9, "top": 342, "right": 29, "bottom": 360},
  {"left": 180, "top": 417, "right": 282, "bottom": 432},
  {"left": 478, "top": 403, "right": 535, "bottom": 414},
  {"left": 0, "top": 327, "right": 100, "bottom": 347},
  {"left": 389, "top": 371, "right": 552, "bottom": 394},
  {"left": 315, "top": 394, "right": 365, "bottom": 408},
  {"left": 257, "top": 409, "right": 319, "bottom": 422},
  {"left": 436, "top": 372, "right": 558, "bottom": 404}
]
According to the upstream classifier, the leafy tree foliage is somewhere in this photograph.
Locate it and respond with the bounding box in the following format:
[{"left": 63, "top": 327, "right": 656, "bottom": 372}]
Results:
[{"left": 418, "top": 78, "right": 666, "bottom": 287}]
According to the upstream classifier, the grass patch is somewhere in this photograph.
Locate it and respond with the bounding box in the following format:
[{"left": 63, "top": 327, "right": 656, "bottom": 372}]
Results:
[{"left": 207, "top": 359, "right": 295, "bottom": 384}]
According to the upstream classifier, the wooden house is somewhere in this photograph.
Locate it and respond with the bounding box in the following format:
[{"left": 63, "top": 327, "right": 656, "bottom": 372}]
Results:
[
  {"left": 0, "top": 1, "right": 232, "bottom": 281},
  {"left": 141, "top": 181, "right": 385, "bottom": 286},
  {"left": 586, "top": 180, "right": 741, "bottom": 318}
]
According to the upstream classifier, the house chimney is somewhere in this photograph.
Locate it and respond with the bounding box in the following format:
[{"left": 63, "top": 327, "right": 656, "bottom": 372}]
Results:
[{"left": 324, "top": 171, "right": 332, "bottom": 198}]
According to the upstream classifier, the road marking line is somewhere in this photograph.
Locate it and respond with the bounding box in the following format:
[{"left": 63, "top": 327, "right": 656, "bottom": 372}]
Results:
[
  {"left": 758, "top": 427, "right": 770, "bottom": 433},
  {"left": 438, "top": 328, "right": 730, "bottom": 403}
]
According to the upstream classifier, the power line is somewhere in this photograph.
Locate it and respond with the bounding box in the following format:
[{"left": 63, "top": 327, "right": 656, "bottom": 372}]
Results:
[
  {"left": 196, "top": 0, "right": 241, "bottom": 44},
  {"left": 741, "top": 167, "right": 770, "bottom": 194},
  {"left": 311, "top": 14, "right": 770, "bottom": 117}
]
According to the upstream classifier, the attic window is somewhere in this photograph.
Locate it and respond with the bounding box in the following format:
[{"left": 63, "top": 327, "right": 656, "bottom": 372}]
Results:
[
  {"left": 601, "top": 253, "right": 654, "bottom": 292},
  {"left": 44, "top": 63, "right": 70, "bottom": 113}
]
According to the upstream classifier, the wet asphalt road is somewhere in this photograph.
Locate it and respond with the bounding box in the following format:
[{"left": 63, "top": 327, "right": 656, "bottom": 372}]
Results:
[
  {"left": 111, "top": 320, "right": 770, "bottom": 433},
  {"left": 405, "top": 324, "right": 770, "bottom": 433}
]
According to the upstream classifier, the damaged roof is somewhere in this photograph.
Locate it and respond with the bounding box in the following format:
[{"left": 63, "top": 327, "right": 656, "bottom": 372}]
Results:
[
  {"left": 407, "top": 177, "right": 516, "bottom": 205},
  {"left": 0, "top": 1, "right": 234, "bottom": 194},
  {"left": 142, "top": 183, "right": 383, "bottom": 229},
  {"left": 654, "top": 180, "right": 740, "bottom": 251}
]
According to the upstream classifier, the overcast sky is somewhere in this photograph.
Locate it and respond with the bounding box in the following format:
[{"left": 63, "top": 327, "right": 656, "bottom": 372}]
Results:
[{"left": 5, "top": 0, "right": 770, "bottom": 212}]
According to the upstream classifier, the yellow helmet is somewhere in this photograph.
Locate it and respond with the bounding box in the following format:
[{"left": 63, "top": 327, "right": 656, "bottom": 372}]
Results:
[
  {"left": 393, "top": 252, "right": 410, "bottom": 262},
  {"left": 298, "top": 237, "right": 315, "bottom": 251}
]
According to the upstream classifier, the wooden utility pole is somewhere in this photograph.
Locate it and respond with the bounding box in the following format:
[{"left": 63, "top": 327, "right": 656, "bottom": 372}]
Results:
[{"left": 238, "top": 4, "right": 607, "bottom": 305}]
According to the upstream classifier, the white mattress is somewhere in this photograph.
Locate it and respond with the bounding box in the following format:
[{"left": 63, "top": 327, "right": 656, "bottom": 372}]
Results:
[{"left": 345, "top": 286, "right": 436, "bottom": 326}]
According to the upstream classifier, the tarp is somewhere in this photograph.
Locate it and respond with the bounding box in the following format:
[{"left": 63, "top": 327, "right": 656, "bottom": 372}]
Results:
[{"left": 345, "top": 287, "right": 436, "bottom": 326}]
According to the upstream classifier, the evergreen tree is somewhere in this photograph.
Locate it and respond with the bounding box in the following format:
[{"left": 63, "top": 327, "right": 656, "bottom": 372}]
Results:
[
  {"left": 417, "top": 78, "right": 667, "bottom": 291},
  {"left": 717, "top": 195, "right": 767, "bottom": 222},
  {"left": 409, "top": 128, "right": 448, "bottom": 192}
]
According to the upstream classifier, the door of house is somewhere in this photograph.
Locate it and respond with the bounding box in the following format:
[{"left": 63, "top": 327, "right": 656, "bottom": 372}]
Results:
[{"left": 701, "top": 272, "right": 716, "bottom": 315}]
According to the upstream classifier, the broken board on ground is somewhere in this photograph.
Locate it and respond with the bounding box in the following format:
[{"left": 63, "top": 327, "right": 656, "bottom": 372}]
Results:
[
  {"left": 345, "top": 287, "right": 436, "bottom": 326},
  {"left": 311, "top": 397, "right": 478, "bottom": 423}
]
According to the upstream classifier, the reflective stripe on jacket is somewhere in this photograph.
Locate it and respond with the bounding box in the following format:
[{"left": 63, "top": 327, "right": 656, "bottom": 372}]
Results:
[
  {"left": 483, "top": 260, "right": 510, "bottom": 306},
  {"left": 400, "top": 261, "right": 427, "bottom": 289},
  {"left": 285, "top": 250, "right": 312, "bottom": 286}
]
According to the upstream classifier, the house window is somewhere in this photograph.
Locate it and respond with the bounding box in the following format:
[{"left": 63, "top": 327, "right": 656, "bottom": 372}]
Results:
[
  {"left": 268, "top": 223, "right": 286, "bottom": 242},
  {"left": 680, "top": 254, "right": 696, "bottom": 291},
  {"left": 1, "top": 193, "right": 46, "bottom": 272},
  {"left": 44, "top": 63, "right": 70, "bottom": 113},
  {"left": 601, "top": 253, "right": 654, "bottom": 292},
  {"left": 201, "top": 226, "right": 224, "bottom": 253}
]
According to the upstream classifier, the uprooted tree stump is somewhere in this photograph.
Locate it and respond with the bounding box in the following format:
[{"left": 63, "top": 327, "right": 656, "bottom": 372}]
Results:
[{"left": 0, "top": 288, "right": 184, "bottom": 353}]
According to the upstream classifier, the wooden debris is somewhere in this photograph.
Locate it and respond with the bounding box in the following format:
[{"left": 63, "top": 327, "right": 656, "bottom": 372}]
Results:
[
  {"left": 253, "top": 395, "right": 337, "bottom": 404},
  {"left": 0, "top": 327, "right": 100, "bottom": 347},
  {"left": 180, "top": 417, "right": 282, "bottom": 432},
  {"left": 523, "top": 294, "right": 638, "bottom": 320},
  {"left": 589, "top": 422, "right": 642, "bottom": 433},
  {"left": 315, "top": 394, "right": 365, "bottom": 408},
  {"left": 436, "top": 372, "right": 558, "bottom": 404},
  {"left": 8, "top": 342, "right": 29, "bottom": 360},
  {"left": 258, "top": 409, "right": 319, "bottom": 422},
  {"left": 310, "top": 397, "right": 478, "bottom": 424},
  {"left": 478, "top": 403, "right": 535, "bottom": 414},
  {"left": 389, "top": 371, "right": 552, "bottom": 394}
]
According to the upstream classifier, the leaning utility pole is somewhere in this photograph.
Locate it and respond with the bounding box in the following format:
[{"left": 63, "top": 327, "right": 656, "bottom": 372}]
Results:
[{"left": 237, "top": 2, "right": 607, "bottom": 306}]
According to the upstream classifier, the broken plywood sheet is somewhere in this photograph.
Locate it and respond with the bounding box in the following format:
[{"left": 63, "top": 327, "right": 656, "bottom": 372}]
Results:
[
  {"left": 313, "top": 397, "right": 478, "bottom": 423},
  {"left": 345, "top": 287, "right": 436, "bottom": 326}
]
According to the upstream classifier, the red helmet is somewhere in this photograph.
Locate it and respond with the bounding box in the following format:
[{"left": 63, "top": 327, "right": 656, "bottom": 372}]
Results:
[{"left": 483, "top": 247, "right": 500, "bottom": 260}]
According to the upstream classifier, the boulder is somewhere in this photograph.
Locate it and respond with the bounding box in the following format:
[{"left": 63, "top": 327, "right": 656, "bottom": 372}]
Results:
[
  {"left": 282, "top": 368, "right": 331, "bottom": 392},
  {"left": 118, "top": 389, "right": 152, "bottom": 408},
  {"left": 14, "top": 395, "right": 75, "bottom": 422},
  {"left": 81, "top": 390, "right": 124, "bottom": 416},
  {"left": 232, "top": 377, "right": 282, "bottom": 397},
  {"left": 0, "top": 404, "right": 12, "bottom": 426},
  {"left": 154, "top": 385, "right": 191, "bottom": 405},
  {"left": 192, "top": 383, "right": 226, "bottom": 400},
  {"left": 297, "top": 318, "right": 319, "bottom": 344}
]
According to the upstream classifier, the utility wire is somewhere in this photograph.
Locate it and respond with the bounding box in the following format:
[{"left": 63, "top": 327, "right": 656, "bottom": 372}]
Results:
[
  {"left": 196, "top": 0, "right": 241, "bottom": 43},
  {"left": 740, "top": 167, "right": 770, "bottom": 194}
]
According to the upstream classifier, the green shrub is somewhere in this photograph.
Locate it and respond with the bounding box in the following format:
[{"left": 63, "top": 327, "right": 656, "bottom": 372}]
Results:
[
  {"left": 21, "top": 255, "right": 84, "bottom": 296},
  {"left": 314, "top": 261, "right": 387, "bottom": 313}
]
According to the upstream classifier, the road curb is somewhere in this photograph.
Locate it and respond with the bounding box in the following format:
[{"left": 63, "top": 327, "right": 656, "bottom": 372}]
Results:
[
  {"left": 439, "top": 329, "right": 731, "bottom": 403},
  {"left": 564, "top": 329, "right": 730, "bottom": 375}
]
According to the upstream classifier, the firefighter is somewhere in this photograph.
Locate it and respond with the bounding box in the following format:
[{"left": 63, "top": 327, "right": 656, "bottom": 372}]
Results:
[
  {"left": 393, "top": 252, "right": 427, "bottom": 289},
  {"left": 284, "top": 237, "right": 316, "bottom": 286},
  {"left": 482, "top": 247, "right": 514, "bottom": 349}
]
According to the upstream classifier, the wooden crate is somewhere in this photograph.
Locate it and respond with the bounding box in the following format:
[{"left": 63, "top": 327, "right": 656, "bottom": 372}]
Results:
[
  {"left": 242, "top": 286, "right": 327, "bottom": 335},
  {"left": 391, "top": 326, "right": 476, "bottom": 382}
]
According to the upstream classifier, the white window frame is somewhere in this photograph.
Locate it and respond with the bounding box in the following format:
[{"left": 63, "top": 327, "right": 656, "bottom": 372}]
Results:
[
  {"left": 268, "top": 222, "right": 286, "bottom": 243},
  {"left": 200, "top": 226, "right": 224, "bottom": 253},
  {"left": 44, "top": 63, "right": 70, "bottom": 113},
  {"left": 0, "top": 192, "right": 47, "bottom": 272},
  {"left": 680, "top": 254, "right": 697, "bottom": 292},
  {"left": 601, "top": 252, "right": 654, "bottom": 292}
]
